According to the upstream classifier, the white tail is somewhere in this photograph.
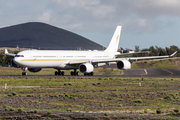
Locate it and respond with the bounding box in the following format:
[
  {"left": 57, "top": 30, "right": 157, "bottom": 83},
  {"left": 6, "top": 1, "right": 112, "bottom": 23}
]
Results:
[{"left": 105, "top": 26, "right": 122, "bottom": 53}]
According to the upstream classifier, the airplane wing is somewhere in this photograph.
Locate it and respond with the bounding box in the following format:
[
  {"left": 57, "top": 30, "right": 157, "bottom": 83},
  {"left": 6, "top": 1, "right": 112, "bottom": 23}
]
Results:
[
  {"left": 115, "top": 51, "right": 150, "bottom": 56},
  {"left": 4, "top": 49, "right": 16, "bottom": 57},
  {"left": 127, "top": 51, "right": 177, "bottom": 61},
  {"left": 68, "top": 51, "right": 177, "bottom": 65}
]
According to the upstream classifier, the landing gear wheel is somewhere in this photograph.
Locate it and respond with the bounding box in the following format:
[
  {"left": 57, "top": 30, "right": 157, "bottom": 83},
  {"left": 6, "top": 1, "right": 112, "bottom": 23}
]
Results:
[
  {"left": 55, "top": 71, "right": 64, "bottom": 76},
  {"left": 22, "top": 72, "right": 27, "bottom": 76},
  {"left": 84, "top": 72, "right": 94, "bottom": 76},
  {"left": 70, "top": 71, "right": 79, "bottom": 76},
  {"left": 75, "top": 72, "right": 79, "bottom": 76},
  {"left": 61, "top": 71, "right": 64, "bottom": 76},
  {"left": 90, "top": 72, "right": 94, "bottom": 76},
  {"left": 55, "top": 71, "right": 58, "bottom": 75},
  {"left": 70, "top": 71, "right": 74, "bottom": 76}
]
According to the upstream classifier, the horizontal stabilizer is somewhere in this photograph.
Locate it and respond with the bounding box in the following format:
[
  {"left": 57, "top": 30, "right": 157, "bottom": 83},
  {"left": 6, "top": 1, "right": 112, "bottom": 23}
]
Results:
[{"left": 4, "top": 49, "right": 16, "bottom": 57}]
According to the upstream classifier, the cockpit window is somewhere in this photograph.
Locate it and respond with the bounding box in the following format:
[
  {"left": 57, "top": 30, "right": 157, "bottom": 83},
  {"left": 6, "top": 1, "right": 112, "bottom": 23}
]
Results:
[{"left": 15, "top": 55, "right": 24, "bottom": 57}]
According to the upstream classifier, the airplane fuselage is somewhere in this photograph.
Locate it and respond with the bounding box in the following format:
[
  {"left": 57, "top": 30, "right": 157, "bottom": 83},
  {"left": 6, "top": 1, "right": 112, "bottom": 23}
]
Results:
[{"left": 13, "top": 50, "right": 115, "bottom": 69}]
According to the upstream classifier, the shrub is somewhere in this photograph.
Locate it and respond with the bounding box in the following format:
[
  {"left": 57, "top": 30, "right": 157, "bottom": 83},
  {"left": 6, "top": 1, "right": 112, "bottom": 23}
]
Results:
[
  {"left": 118, "top": 104, "right": 122, "bottom": 107},
  {"left": 156, "top": 109, "right": 161, "bottom": 114},
  {"left": 34, "top": 110, "right": 38, "bottom": 113},
  {"left": 65, "top": 94, "right": 69, "bottom": 97},
  {"left": 174, "top": 109, "right": 179, "bottom": 113},
  {"left": 2, "top": 105, "right": 8, "bottom": 108},
  {"left": 115, "top": 88, "right": 119, "bottom": 91},
  {"left": 47, "top": 111, "right": 52, "bottom": 115},
  {"left": 144, "top": 109, "right": 147, "bottom": 113},
  {"left": 69, "top": 96, "right": 74, "bottom": 99},
  {"left": 35, "top": 94, "right": 42, "bottom": 98},
  {"left": 30, "top": 110, "right": 34, "bottom": 113},
  {"left": 66, "top": 108, "right": 72, "bottom": 112},
  {"left": 92, "top": 83, "right": 96, "bottom": 86},
  {"left": 84, "top": 104, "right": 88, "bottom": 109},
  {"left": 98, "top": 78, "right": 102, "bottom": 80},
  {"left": 18, "top": 108, "right": 24, "bottom": 112},
  {"left": 104, "top": 113, "right": 108, "bottom": 116},
  {"left": 134, "top": 99, "right": 143, "bottom": 103},
  {"left": 9, "top": 108, "right": 15, "bottom": 111},
  {"left": 164, "top": 96, "right": 171, "bottom": 100},
  {"left": 68, "top": 83, "right": 72, "bottom": 86},
  {"left": 12, "top": 92, "right": 17, "bottom": 96},
  {"left": 49, "top": 95, "right": 54, "bottom": 98},
  {"left": 8, "top": 94, "right": 13, "bottom": 97},
  {"left": 100, "top": 89, "right": 103, "bottom": 92}
]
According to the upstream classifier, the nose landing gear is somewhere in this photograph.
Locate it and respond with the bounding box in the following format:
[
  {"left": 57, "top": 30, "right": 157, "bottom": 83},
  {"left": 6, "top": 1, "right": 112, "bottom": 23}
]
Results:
[{"left": 21, "top": 67, "right": 27, "bottom": 76}]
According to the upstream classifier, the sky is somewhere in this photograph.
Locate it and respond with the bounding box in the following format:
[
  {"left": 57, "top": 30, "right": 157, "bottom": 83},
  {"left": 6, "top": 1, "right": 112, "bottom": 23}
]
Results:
[{"left": 0, "top": 0, "right": 180, "bottom": 50}]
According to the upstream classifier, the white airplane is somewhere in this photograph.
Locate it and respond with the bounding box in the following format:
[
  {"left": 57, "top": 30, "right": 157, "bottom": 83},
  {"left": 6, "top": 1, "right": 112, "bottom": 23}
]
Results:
[{"left": 5, "top": 26, "right": 177, "bottom": 76}]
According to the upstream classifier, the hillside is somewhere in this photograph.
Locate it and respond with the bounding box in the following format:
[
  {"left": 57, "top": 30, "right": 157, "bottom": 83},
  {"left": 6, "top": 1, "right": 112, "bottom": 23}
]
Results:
[{"left": 0, "top": 22, "right": 103, "bottom": 50}]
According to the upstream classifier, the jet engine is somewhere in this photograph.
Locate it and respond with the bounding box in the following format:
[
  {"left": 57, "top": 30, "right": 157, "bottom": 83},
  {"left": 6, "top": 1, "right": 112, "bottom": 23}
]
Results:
[
  {"left": 117, "top": 60, "right": 131, "bottom": 69},
  {"left": 79, "top": 63, "right": 94, "bottom": 73},
  {"left": 11, "top": 60, "right": 20, "bottom": 68},
  {"left": 28, "top": 68, "right": 42, "bottom": 72}
]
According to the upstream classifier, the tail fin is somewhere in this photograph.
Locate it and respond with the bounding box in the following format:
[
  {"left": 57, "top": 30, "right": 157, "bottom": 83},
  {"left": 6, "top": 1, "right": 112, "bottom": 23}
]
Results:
[{"left": 105, "top": 26, "right": 122, "bottom": 53}]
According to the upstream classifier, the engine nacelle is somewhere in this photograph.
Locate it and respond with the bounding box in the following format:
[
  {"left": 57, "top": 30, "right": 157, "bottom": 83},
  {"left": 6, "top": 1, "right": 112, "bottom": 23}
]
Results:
[
  {"left": 28, "top": 68, "right": 42, "bottom": 72},
  {"left": 11, "top": 60, "right": 20, "bottom": 68},
  {"left": 79, "top": 63, "right": 94, "bottom": 73},
  {"left": 117, "top": 60, "right": 131, "bottom": 69}
]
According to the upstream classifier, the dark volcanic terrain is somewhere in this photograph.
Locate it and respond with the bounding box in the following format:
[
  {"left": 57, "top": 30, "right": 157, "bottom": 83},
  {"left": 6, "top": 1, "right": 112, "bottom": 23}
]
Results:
[{"left": 0, "top": 22, "right": 103, "bottom": 50}]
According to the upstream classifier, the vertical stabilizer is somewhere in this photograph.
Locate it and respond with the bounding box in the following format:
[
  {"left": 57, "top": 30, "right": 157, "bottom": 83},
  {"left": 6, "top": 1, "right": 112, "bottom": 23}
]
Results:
[{"left": 105, "top": 26, "right": 122, "bottom": 53}]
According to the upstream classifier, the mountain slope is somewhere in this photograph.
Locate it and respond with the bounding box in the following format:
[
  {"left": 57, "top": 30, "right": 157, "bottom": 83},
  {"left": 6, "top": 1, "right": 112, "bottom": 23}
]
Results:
[{"left": 0, "top": 22, "right": 103, "bottom": 50}]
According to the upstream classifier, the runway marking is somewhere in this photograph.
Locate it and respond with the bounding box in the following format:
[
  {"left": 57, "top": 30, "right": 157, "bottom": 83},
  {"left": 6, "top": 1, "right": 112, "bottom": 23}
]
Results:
[
  {"left": 140, "top": 69, "right": 148, "bottom": 75},
  {"left": 162, "top": 69, "right": 173, "bottom": 75},
  {"left": 144, "top": 69, "right": 148, "bottom": 75}
]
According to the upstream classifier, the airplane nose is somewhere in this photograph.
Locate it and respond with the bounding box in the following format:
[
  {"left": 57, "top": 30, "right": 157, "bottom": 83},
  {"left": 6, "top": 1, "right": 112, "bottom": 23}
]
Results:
[
  {"left": 12, "top": 57, "right": 20, "bottom": 68},
  {"left": 13, "top": 57, "right": 19, "bottom": 65},
  {"left": 13, "top": 57, "right": 16, "bottom": 63}
]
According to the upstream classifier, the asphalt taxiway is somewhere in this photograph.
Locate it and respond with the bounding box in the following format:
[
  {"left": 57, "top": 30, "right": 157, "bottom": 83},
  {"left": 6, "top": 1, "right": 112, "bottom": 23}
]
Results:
[
  {"left": 120, "top": 69, "right": 180, "bottom": 77},
  {"left": 1, "top": 69, "right": 180, "bottom": 77}
]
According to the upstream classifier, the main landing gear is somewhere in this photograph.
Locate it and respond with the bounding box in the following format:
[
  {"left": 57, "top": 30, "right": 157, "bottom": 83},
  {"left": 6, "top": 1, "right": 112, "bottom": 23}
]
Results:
[
  {"left": 54, "top": 69, "right": 94, "bottom": 76},
  {"left": 21, "top": 67, "right": 27, "bottom": 76},
  {"left": 55, "top": 70, "right": 64, "bottom": 76},
  {"left": 70, "top": 69, "right": 79, "bottom": 76},
  {"left": 84, "top": 72, "right": 94, "bottom": 76}
]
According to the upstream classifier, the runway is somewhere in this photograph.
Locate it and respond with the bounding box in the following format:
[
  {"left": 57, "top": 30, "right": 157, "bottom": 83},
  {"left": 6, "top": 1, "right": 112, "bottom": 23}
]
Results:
[
  {"left": 121, "top": 69, "right": 180, "bottom": 77},
  {"left": 1, "top": 69, "right": 180, "bottom": 78}
]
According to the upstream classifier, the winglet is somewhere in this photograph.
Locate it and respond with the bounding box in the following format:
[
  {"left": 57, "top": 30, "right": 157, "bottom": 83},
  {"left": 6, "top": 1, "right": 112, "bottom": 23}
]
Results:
[{"left": 170, "top": 51, "right": 177, "bottom": 57}]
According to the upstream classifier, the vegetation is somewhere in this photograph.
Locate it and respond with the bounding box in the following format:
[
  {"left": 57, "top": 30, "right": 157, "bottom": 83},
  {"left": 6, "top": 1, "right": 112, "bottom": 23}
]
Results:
[
  {"left": 0, "top": 76, "right": 180, "bottom": 116},
  {"left": 0, "top": 50, "right": 19, "bottom": 65},
  {"left": 133, "top": 45, "right": 180, "bottom": 57},
  {"left": 132, "top": 59, "right": 180, "bottom": 69}
]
